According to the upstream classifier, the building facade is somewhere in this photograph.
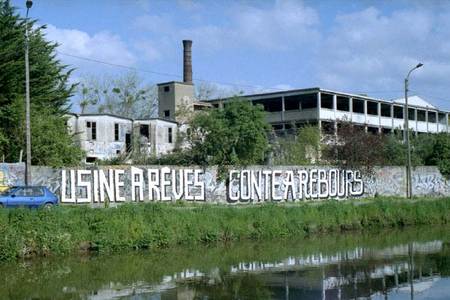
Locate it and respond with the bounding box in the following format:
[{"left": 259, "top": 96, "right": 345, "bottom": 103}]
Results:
[
  {"left": 203, "top": 88, "right": 450, "bottom": 135},
  {"left": 66, "top": 113, "right": 178, "bottom": 163}
]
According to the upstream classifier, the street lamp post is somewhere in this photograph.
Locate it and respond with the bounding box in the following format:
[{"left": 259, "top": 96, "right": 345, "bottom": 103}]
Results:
[
  {"left": 404, "top": 63, "right": 423, "bottom": 198},
  {"left": 24, "top": 0, "right": 33, "bottom": 185}
]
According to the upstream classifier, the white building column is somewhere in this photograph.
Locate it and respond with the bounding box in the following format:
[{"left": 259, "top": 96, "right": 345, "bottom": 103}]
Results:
[
  {"left": 333, "top": 94, "right": 337, "bottom": 135},
  {"left": 415, "top": 109, "right": 418, "bottom": 134},
  {"left": 349, "top": 97, "right": 353, "bottom": 123},
  {"left": 317, "top": 92, "right": 322, "bottom": 131},
  {"left": 377, "top": 102, "right": 381, "bottom": 133},
  {"left": 391, "top": 105, "right": 394, "bottom": 132},
  {"left": 446, "top": 113, "right": 449, "bottom": 133},
  {"left": 281, "top": 96, "right": 285, "bottom": 123}
]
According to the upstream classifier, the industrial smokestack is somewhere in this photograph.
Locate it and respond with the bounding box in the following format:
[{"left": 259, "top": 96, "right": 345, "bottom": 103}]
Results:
[{"left": 183, "top": 40, "right": 193, "bottom": 84}]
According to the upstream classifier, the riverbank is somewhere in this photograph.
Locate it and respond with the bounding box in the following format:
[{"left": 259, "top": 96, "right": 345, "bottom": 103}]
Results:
[{"left": 0, "top": 197, "right": 449, "bottom": 261}]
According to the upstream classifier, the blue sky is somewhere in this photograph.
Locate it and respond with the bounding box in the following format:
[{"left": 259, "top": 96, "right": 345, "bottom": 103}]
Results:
[{"left": 11, "top": 0, "right": 450, "bottom": 110}]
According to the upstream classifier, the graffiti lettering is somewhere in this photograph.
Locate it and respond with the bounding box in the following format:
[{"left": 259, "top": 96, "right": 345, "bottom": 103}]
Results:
[{"left": 228, "top": 169, "right": 364, "bottom": 202}]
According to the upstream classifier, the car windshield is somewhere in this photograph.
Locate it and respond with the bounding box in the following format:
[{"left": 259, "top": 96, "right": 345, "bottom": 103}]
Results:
[{"left": 0, "top": 187, "right": 15, "bottom": 196}]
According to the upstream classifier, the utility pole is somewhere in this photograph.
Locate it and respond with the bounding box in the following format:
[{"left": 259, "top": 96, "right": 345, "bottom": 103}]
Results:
[
  {"left": 404, "top": 63, "right": 423, "bottom": 198},
  {"left": 24, "top": 0, "right": 33, "bottom": 185}
]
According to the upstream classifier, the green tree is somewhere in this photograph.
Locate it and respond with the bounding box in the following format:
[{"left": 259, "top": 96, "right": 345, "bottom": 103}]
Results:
[
  {"left": 430, "top": 133, "right": 450, "bottom": 177},
  {"left": 0, "top": 1, "right": 83, "bottom": 164},
  {"left": 273, "top": 125, "right": 320, "bottom": 165},
  {"left": 323, "top": 121, "right": 386, "bottom": 174},
  {"left": 187, "top": 99, "right": 270, "bottom": 166},
  {"left": 78, "top": 72, "right": 157, "bottom": 119}
]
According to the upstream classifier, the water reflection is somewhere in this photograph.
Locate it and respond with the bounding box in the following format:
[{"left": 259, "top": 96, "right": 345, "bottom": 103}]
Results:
[{"left": 0, "top": 226, "right": 449, "bottom": 299}]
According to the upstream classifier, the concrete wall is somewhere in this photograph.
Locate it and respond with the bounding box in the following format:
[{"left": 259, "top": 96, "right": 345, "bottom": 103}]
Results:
[
  {"left": 157, "top": 81, "right": 195, "bottom": 121},
  {"left": 1, "top": 164, "right": 449, "bottom": 205}
]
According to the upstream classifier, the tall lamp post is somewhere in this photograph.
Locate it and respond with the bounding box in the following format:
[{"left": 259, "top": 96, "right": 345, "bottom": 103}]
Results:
[
  {"left": 404, "top": 63, "right": 423, "bottom": 198},
  {"left": 24, "top": 0, "right": 33, "bottom": 185}
]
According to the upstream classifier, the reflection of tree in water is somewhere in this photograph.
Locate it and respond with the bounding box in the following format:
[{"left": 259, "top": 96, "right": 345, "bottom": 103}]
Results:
[{"left": 181, "top": 273, "right": 273, "bottom": 300}]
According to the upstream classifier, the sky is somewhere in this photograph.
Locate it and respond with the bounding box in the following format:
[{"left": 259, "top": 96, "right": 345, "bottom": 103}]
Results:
[{"left": 10, "top": 0, "right": 450, "bottom": 110}]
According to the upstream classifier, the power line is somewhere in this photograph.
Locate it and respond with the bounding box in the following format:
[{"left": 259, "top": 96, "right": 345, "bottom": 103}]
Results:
[
  {"left": 57, "top": 51, "right": 426, "bottom": 99},
  {"left": 56, "top": 51, "right": 284, "bottom": 92}
]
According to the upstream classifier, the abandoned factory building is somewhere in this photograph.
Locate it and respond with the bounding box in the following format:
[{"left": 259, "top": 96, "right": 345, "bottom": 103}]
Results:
[
  {"left": 67, "top": 40, "right": 450, "bottom": 163},
  {"left": 203, "top": 89, "right": 450, "bottom": 136}
]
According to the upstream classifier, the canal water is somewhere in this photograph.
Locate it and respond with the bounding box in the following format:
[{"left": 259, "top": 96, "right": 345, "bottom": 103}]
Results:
[{"left": 1, "top": 226, "right": 449, "bottom": 299}]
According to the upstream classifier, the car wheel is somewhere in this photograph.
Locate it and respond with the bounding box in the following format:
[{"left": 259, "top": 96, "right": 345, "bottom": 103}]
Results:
[{"left": 43, "top": 203, "right": 53, "bottom": 209}]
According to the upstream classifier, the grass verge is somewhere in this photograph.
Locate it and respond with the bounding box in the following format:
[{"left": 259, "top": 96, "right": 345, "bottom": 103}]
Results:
[{"left": 0, "top": 197, "right": 449, "bottom": 261}]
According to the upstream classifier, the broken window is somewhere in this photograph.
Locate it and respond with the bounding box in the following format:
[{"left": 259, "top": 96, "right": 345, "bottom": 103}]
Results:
[
  {"left": 367, "top": 126, "right": 379, "bottom": 134},
  {"left": 252, "top": 97, "right": 282, "bottom": 112},
  {"left": 439, "top": 113, "right": 446, "bottom": 124},
  {"left": 86, "top": 121, "right": 96, "bottom": 140},
  {"left": 272, "top": 124, "right": 283, "bottom": 130},
  {"left": 321, "top": 121, "right": 335, "bottom": 135},
  {"left": 86, "top": 157, "right": 96, "bottom": 163},
  {"left": 408, "top": 108, "right": 415, "bottom": 121},
  {"left": 381, "top": 103, "right": 391, "bottom": 117},
  {"left": 168, "top": 127, "right": 173, "bottom": 143},
  {"left": 114, "top": 123, "right": 119, "bottom": 141},
  {"left": 352, "top": 99, "right": 365, "bottom": 114},
  {"left": 393, "top": 106, "right": 403, "bottom": 119},
  {"left": 417, "top": 110, "right": 426, "bottom": 121},
  {"left": 336, "top": 96, "right": 350, "bottom": 111},
  {"left": 320, "top": 93, "right": 334, "bottom": 109},
  {"left": 140, "top": 124, "right": 150, "bottom": 140},
  {"left": 367, "top": 101, "right": 378, "bottom": 115},
  {"left": 428, "top": 111, "right": 437, "bottom": 123},
  {"left": 382, "top": 127, "right": 392, "bottom": 134},
  {"left": 284, "top": 93, "right": 317, "bottom": 110}
]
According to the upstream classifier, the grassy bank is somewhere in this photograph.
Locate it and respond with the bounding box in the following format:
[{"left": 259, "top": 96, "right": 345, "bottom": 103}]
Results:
[{"left": 0, "top": 197, "right": 449, "bottom": 261}]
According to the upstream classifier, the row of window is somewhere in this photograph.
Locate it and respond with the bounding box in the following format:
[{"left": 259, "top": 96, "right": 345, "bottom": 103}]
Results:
[
  {"left": 85, "top": 122, "right": 173, "bottom": 144},
  {"left": 248, "top": 93, "right": 447, "bottom": 123}
]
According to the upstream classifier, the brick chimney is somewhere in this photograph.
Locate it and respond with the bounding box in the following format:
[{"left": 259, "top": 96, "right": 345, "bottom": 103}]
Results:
[{"left": 182, "top": 40, "right": 193, "bottom": 84}]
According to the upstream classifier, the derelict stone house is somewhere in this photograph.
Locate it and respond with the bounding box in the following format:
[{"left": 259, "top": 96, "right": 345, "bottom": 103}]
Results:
[{"left": 66, "top": 113, "right": 178, "bottom": 162}]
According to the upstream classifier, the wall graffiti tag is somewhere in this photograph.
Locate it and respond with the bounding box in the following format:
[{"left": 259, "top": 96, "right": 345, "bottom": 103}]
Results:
[{"left": 0, "top": 164, "right": 448, "bottom": 206}]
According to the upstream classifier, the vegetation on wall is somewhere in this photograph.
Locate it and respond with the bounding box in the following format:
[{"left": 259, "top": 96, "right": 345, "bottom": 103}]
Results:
[
  {"left": 0, "top": 1, "right": 83, "bottom": 166},
  {"left": 323, "top": 121, "right": 387, "bottom": 174},
  {"left": 272, "top": 125, "right": 321, "bottom": 165}
]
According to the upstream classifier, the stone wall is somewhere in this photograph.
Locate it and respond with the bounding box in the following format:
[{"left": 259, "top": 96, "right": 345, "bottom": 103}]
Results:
[{"left": 0, "top": 164, "right": 449, "bottom": 205}]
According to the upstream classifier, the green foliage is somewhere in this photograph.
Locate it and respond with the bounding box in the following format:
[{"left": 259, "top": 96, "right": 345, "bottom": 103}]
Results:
[
  {"left": 0, "top": 1, "right": 83, "bottom": 164},
  {"left": 273, "top": 125, "right": 320, "bottom": 165},
  {"left": 431, "top": 133, "right": 450, "bottom": 177},
  {"left": 30, "top": 112, "right": 85, "bottom": 167},
  {"left": 382, "top": 132, "right": 450, "bottom": 177},
  {"left": 0, "top": 198, "right": 449, "bottom": 261},
  {"left": 177, "top": 99, "right": 270, "bottom": 166},
  {"left": 383, "top": 133, "right": 434, "bottom": 166}
]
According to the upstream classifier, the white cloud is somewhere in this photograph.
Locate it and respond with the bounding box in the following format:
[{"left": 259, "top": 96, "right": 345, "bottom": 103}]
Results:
[
  {"left": 133, "top": 0, "right": 320, "bottom": 52},
  {"left": 314, "top": 6, "right": 450, "bottom": 108},
  {"left": 133, "top": 40, "right": 161, "bottom": 62},
  {"left": 229, "top": 0, "right": 319, "bottom": 49},
  {"left": 45, "top": 24, "right": 137, "bottom": 67}
]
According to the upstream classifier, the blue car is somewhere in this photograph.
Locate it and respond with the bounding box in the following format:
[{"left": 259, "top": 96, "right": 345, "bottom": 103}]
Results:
[{"left": 0, "top": 186, "right": 59, "bottom": 208}]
